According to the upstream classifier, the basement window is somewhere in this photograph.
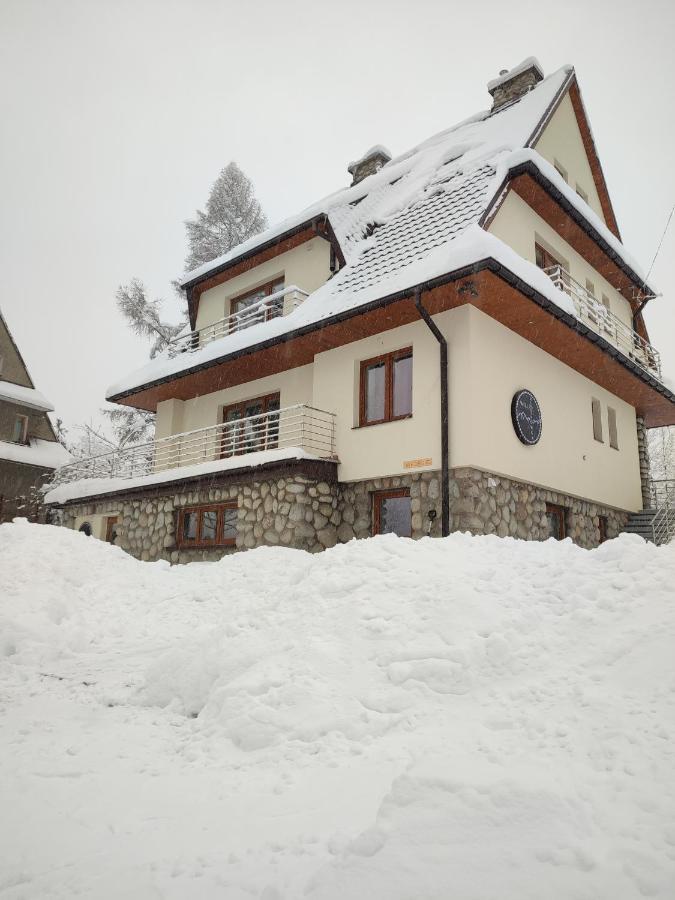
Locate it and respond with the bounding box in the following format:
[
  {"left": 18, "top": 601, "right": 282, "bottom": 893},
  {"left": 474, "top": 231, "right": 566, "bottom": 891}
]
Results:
[
  {"left": 373, "top": 489, "right": 412, "bottom": 537},
  {"left": 177, "top": 503, "right": 238, "bottom": 549},
  {"left": 545, "top": 503, "right": 567, "bottom": 540},
  {"left": 359, "top": 348, "right": 413, "bottom": 426},
  {"left": 598, "top": 515, "right": 608, "bottom": 544}
]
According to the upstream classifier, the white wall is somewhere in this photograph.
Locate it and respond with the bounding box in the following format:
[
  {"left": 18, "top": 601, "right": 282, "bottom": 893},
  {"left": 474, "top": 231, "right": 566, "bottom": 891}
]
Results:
[
  {"left": 195, "top": 237, "right": 332, "bottom": 332},
  {"left": 534, "top": 92, "right": 605, "bottom": 222},
  {"left": 489, "top": 191, "right": 633, "bottom": 329},
  {"left": 453, "top": 307, "right": 642, "bottom": 512}
]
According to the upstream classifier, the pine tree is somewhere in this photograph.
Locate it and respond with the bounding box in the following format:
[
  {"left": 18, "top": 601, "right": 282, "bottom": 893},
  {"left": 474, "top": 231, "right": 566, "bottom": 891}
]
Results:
[{"left": 183, "top": 161, "right": 268, "bottom": 273}]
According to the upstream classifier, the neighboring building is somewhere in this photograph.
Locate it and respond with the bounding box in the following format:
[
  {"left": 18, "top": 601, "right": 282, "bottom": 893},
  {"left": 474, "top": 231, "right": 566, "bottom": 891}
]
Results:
[
  {"left": 0, "top": 309, "right": 71, "bottom": 522},
  {"left": 47, "top": 58, "right": 675, "bottom": 558}
]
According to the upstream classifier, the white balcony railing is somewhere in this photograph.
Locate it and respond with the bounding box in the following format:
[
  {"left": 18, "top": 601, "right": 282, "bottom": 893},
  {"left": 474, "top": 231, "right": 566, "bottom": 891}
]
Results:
[
  {"left": 51, "top": 405, "right": 336, "bottom": 487},
  {"left": 166, "top": 285, "right": 309, "bottom": 358},
  {"left": 543, "top": 266, "right": 661, "bottom": 381}
]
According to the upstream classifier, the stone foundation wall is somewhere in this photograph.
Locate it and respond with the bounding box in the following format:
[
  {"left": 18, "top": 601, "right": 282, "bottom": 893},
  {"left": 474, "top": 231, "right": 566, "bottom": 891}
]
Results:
[
  {"left": 449, "top": 467, "right": 628, "bottom": 549},
  {"left": 56, "top": 465, "right": 630, "bottom": 562}
]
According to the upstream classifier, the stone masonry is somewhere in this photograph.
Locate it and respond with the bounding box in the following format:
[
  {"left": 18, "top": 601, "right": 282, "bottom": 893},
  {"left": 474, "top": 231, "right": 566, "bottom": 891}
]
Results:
[{"left": 55, "top": 464, "right": 628, "bottom": 562}]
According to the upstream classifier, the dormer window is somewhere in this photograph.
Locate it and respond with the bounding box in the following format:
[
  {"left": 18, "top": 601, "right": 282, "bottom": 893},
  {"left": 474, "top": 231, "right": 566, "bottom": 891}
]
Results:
[
  {"left": 231, "top": 278, "right": 285, "bottom": 318},
  {"left": 11, "top": 414, "right": 29, "bottom": 444}
]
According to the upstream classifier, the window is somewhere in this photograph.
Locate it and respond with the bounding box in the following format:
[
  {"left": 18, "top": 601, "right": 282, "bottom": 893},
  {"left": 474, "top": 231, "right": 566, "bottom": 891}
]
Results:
[
  {"left": 608, "top": 407, "right": 619, "bottom": 449},
  {"left": 177, "top": 503, "right": 238, "bottom": 548},
  {"left": 585, "top": 278, "right": 595, "bottom": 297},
  {"left": 598, "top": 515, "right": 608, "bottom": 544},
  {"left": 105, "top": 516, "right": 119, "bottom": 544},
  {"left": 576, "top": 184, "right": 588, "bottom": 203},
  {"left": 373, "top": 489, "right": 412, "bottom": 537},
  {"left": 591, "top": 398, "right": 603, "bottom": 442},
  {"left": 230, "top": 278, "right": 285, "bottom": 328},
  {"left": 553, "top": 159, "right": 568, "bottom": 183},
  {"left": 535, "top": 242, "right": 564, "bottom": 272},
  {"left": 359, "top": 348, "right": 413, "bottom": 426},
  {"left": 220, "top": 393, "right": 280, "bottom": 457},
  {"left": 11, "top": 414, "right": 28, "bottom": 444},
  {"left": 545, "top": 503, "right": 567, "bottom": 540}
]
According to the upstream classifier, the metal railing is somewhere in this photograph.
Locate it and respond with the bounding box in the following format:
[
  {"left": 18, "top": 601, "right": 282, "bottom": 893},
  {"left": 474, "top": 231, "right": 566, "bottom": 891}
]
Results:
[
  {"left": 543, "top": 266, "right": 662, "bottom": 381},
  {"left": 166, "top": 285, "right": 309, "bottom": 358},
  {"left": 650, "top": 479, "right": 675, "bottom": 545},
  {"left": 50, "top": 405, "right": 337, "bottom": 487}
]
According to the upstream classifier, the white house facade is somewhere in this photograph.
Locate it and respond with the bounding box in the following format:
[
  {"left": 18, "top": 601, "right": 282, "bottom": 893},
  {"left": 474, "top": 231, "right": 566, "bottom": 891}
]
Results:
[{"left": 46, "top": 59, "right": 675, "bottom": 558}]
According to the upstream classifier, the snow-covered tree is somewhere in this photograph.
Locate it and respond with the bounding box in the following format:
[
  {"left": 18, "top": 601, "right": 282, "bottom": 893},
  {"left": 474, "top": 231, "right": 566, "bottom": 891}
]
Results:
[
  {"left": 649, "top": 426, "right": 675, "bottom": 482},
  {"left": 116, "top": 278, "right": 187, "bottom": 359},
  {"left": 183, "top": 162, "right": 268, "bottom": 273}
]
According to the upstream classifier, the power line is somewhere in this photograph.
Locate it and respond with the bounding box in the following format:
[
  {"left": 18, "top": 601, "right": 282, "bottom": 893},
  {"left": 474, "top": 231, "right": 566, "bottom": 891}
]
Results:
[{"left": 646, "top": 203, "right": 675, "bottom": 281}]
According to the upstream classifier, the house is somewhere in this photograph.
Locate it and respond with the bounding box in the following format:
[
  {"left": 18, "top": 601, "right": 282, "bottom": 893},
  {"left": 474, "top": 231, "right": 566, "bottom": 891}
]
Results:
[
  {"left": 0, "top": 308, "right": 71, "bottom": 522},
  {"left": 46, "top": 58, "right": 675, "bottom": 559}
]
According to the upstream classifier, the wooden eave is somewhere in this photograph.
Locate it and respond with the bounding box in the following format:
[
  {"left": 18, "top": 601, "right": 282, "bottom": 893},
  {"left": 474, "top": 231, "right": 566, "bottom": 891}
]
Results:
[
  {"left": 111, "top": 261, "right": 675, "bottom": 428},
  {"left": 182, "top": 216, "right": 342, "bottom": 329}
]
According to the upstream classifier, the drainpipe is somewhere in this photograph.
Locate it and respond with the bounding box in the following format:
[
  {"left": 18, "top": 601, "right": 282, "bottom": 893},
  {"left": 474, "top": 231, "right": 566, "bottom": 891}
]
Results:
[{"left": 413, "top": 288, "right": 450, "bottom": 537}]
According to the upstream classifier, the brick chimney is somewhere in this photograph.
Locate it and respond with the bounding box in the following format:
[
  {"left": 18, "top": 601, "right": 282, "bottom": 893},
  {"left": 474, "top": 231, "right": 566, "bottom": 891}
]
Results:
[
  {"left": 488, "top": 57, "right": 544, "bottom": 112},
  {"left": 347, "top": 145, "right": 392, "bottom": 186}
]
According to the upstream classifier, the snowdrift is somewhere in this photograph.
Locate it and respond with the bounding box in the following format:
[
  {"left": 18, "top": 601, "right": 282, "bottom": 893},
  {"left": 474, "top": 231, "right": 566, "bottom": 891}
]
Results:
[{"left": 1, "top": 519, "right": 674, "bottom": 898}]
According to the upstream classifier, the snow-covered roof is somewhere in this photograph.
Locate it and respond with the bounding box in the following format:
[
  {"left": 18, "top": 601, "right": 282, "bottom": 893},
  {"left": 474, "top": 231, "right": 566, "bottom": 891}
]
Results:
[
  {"left": 44, "top": 447, "right": 324, "bottom": 505},
  {"left": 110, "top": 64, "right": 657, "bottom": 402},
  {"left": 0, "top": 438, "right": 72, "bottom": 471},
  {"left": 0, "top": 379, "right": 55, "bottom": 412}
]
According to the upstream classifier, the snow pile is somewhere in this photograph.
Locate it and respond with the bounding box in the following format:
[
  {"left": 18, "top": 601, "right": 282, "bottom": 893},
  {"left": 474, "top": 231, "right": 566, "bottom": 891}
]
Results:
[
  {"left": 1, "top": 520, "right": 674, "bottom": 898},
  {"left": 0, "top": 436, "right": 71, "bottom": 470},
  {"left": 0, "top": 379, "right": 54, "bottom": 412}
]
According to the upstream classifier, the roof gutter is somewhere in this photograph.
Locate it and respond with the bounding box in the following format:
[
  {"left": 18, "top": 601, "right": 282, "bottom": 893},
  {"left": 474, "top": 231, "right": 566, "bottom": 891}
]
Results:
[{"left": 413, "top": 288, "right": 450, "bottom": 537}]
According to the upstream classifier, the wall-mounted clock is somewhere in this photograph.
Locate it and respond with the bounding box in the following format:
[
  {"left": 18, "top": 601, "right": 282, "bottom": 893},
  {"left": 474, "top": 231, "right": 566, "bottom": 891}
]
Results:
[{"left": 511, "top": 390, "right": 542, "bottom": 445}]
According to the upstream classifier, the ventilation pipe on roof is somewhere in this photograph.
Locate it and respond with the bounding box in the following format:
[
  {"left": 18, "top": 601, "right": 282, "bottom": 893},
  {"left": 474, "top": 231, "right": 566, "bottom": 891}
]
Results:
[
  {"left": 347, "top": 145, "right": 392, "bottom": 186},
  {"left": 487, "top": 57, "right": 544, "bottom": 112},
  {"left": 413, "top": 288, "right": 450, "bottom": 537}
]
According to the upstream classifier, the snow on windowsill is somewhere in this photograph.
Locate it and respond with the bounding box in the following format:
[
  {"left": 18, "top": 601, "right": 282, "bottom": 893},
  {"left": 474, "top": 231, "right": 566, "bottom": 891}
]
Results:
[
  {"left": 0, "top": 438, "right": 72, "bottom": 470},
  {"left": 0, "top": 379, "right": 55, "bottom": 412}
]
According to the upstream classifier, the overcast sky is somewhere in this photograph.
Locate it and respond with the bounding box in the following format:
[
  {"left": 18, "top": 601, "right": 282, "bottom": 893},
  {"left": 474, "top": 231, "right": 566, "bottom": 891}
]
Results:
[{"left": 1, "top": 0, "right": 673, "bottom": 430}]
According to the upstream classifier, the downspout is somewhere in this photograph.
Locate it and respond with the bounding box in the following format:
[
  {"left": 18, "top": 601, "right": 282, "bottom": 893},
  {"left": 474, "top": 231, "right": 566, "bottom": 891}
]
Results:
[{"left": 413, "top": 288, "right": 450, "bottom": 537}]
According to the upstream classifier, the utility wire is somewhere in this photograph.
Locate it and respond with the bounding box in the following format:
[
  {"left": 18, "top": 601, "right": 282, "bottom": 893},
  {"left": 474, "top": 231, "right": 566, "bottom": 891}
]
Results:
[{"left": 646, "top": 203, "right": 675, "bottom": 281}]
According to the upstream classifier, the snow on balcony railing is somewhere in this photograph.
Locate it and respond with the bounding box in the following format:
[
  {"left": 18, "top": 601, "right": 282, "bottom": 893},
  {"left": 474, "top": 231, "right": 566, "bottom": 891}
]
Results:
[
  {"left": 543, "top": 266, "right": 662, "bottom": 381},
  {"left": 166, "top": 286, "right": 309, "bottom": 358},
  {"left": 51, "top": 405, "right": 336, "bottom": 487}
]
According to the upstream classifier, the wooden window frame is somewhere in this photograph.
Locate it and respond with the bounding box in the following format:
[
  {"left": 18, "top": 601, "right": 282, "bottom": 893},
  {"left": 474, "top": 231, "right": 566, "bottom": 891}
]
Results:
[
  {"left": 229, "top": 277, "right": 285, "bottom": 317},
  {"left": 359, "top": 347, "right": 413, "bottom": 427},
  {"left": 373, "top": 488, "right": 412, "bottom": 536},
  {"left": 591, "top": 398, "right": 603, "bottom": 443},
  {"left": 220, "top": 392, "right": 281, "bottom": 458},
  {"left": 12, "top": 414, "right": 29, "bottom": 444},
  {"left": 545, "top": 502, "right": 567, "bottom": 540},
  {"left": 534, "top": 242, "right": 565, "bottom": 272},
  {"left": 598, "top": 515, "right": 608, "bottom": 544},
  {"left": 176, "top": 502, "right": 238, "bottom": 549},
  {"left": 105, "top": 516, "right": 119, "bottom": 544},
  {"left": 608, "top": 407, "right": 619, "bottom": 450}
]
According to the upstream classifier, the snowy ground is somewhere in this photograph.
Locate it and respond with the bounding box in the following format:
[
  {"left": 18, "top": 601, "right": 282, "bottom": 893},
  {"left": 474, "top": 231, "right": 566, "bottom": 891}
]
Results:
[{"left": 1, "top": 520, "right": 674, "bottom": 899}]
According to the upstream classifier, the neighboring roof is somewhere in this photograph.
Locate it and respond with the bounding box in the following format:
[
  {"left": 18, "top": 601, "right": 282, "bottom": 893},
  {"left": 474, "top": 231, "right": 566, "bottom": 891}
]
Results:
[
  {"left": 0, "top": 380, "right": 55, "bottom": 412},
  {"left": 111, "top": 63, "right": 659, "bottom": 404},
  {"left": 0, "top": 438, "right": 72, "bottom": 471}
]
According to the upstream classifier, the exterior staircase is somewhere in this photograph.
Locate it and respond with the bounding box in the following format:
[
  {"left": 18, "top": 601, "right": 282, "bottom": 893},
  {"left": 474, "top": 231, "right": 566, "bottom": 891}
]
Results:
[{"left": 621, "top": 480, "right": 675, "bottom": 545}]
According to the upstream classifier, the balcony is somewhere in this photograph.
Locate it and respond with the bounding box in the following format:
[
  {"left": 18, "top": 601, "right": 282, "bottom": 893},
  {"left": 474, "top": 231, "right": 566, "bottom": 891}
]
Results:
[
  {"left": 166, "top": 285, "right": 309, "bottom": 358},
  {"left": 543, "top": 266, "right": 662, "bottom": 381},
  {"left": 51, "top": 405, "right": 336, "bottom": 489}
]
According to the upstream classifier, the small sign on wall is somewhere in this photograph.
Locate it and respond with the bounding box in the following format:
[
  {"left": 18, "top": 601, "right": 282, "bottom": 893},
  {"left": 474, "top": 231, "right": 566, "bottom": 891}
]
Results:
[{"left": 403, "top": 457, "right": 433, "bottom": 469}]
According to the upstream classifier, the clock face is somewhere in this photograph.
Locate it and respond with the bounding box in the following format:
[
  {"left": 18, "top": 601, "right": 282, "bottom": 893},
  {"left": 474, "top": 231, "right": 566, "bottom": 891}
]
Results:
[{"left": 511, "top": 390, "right": 542, "bottom": 445}]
